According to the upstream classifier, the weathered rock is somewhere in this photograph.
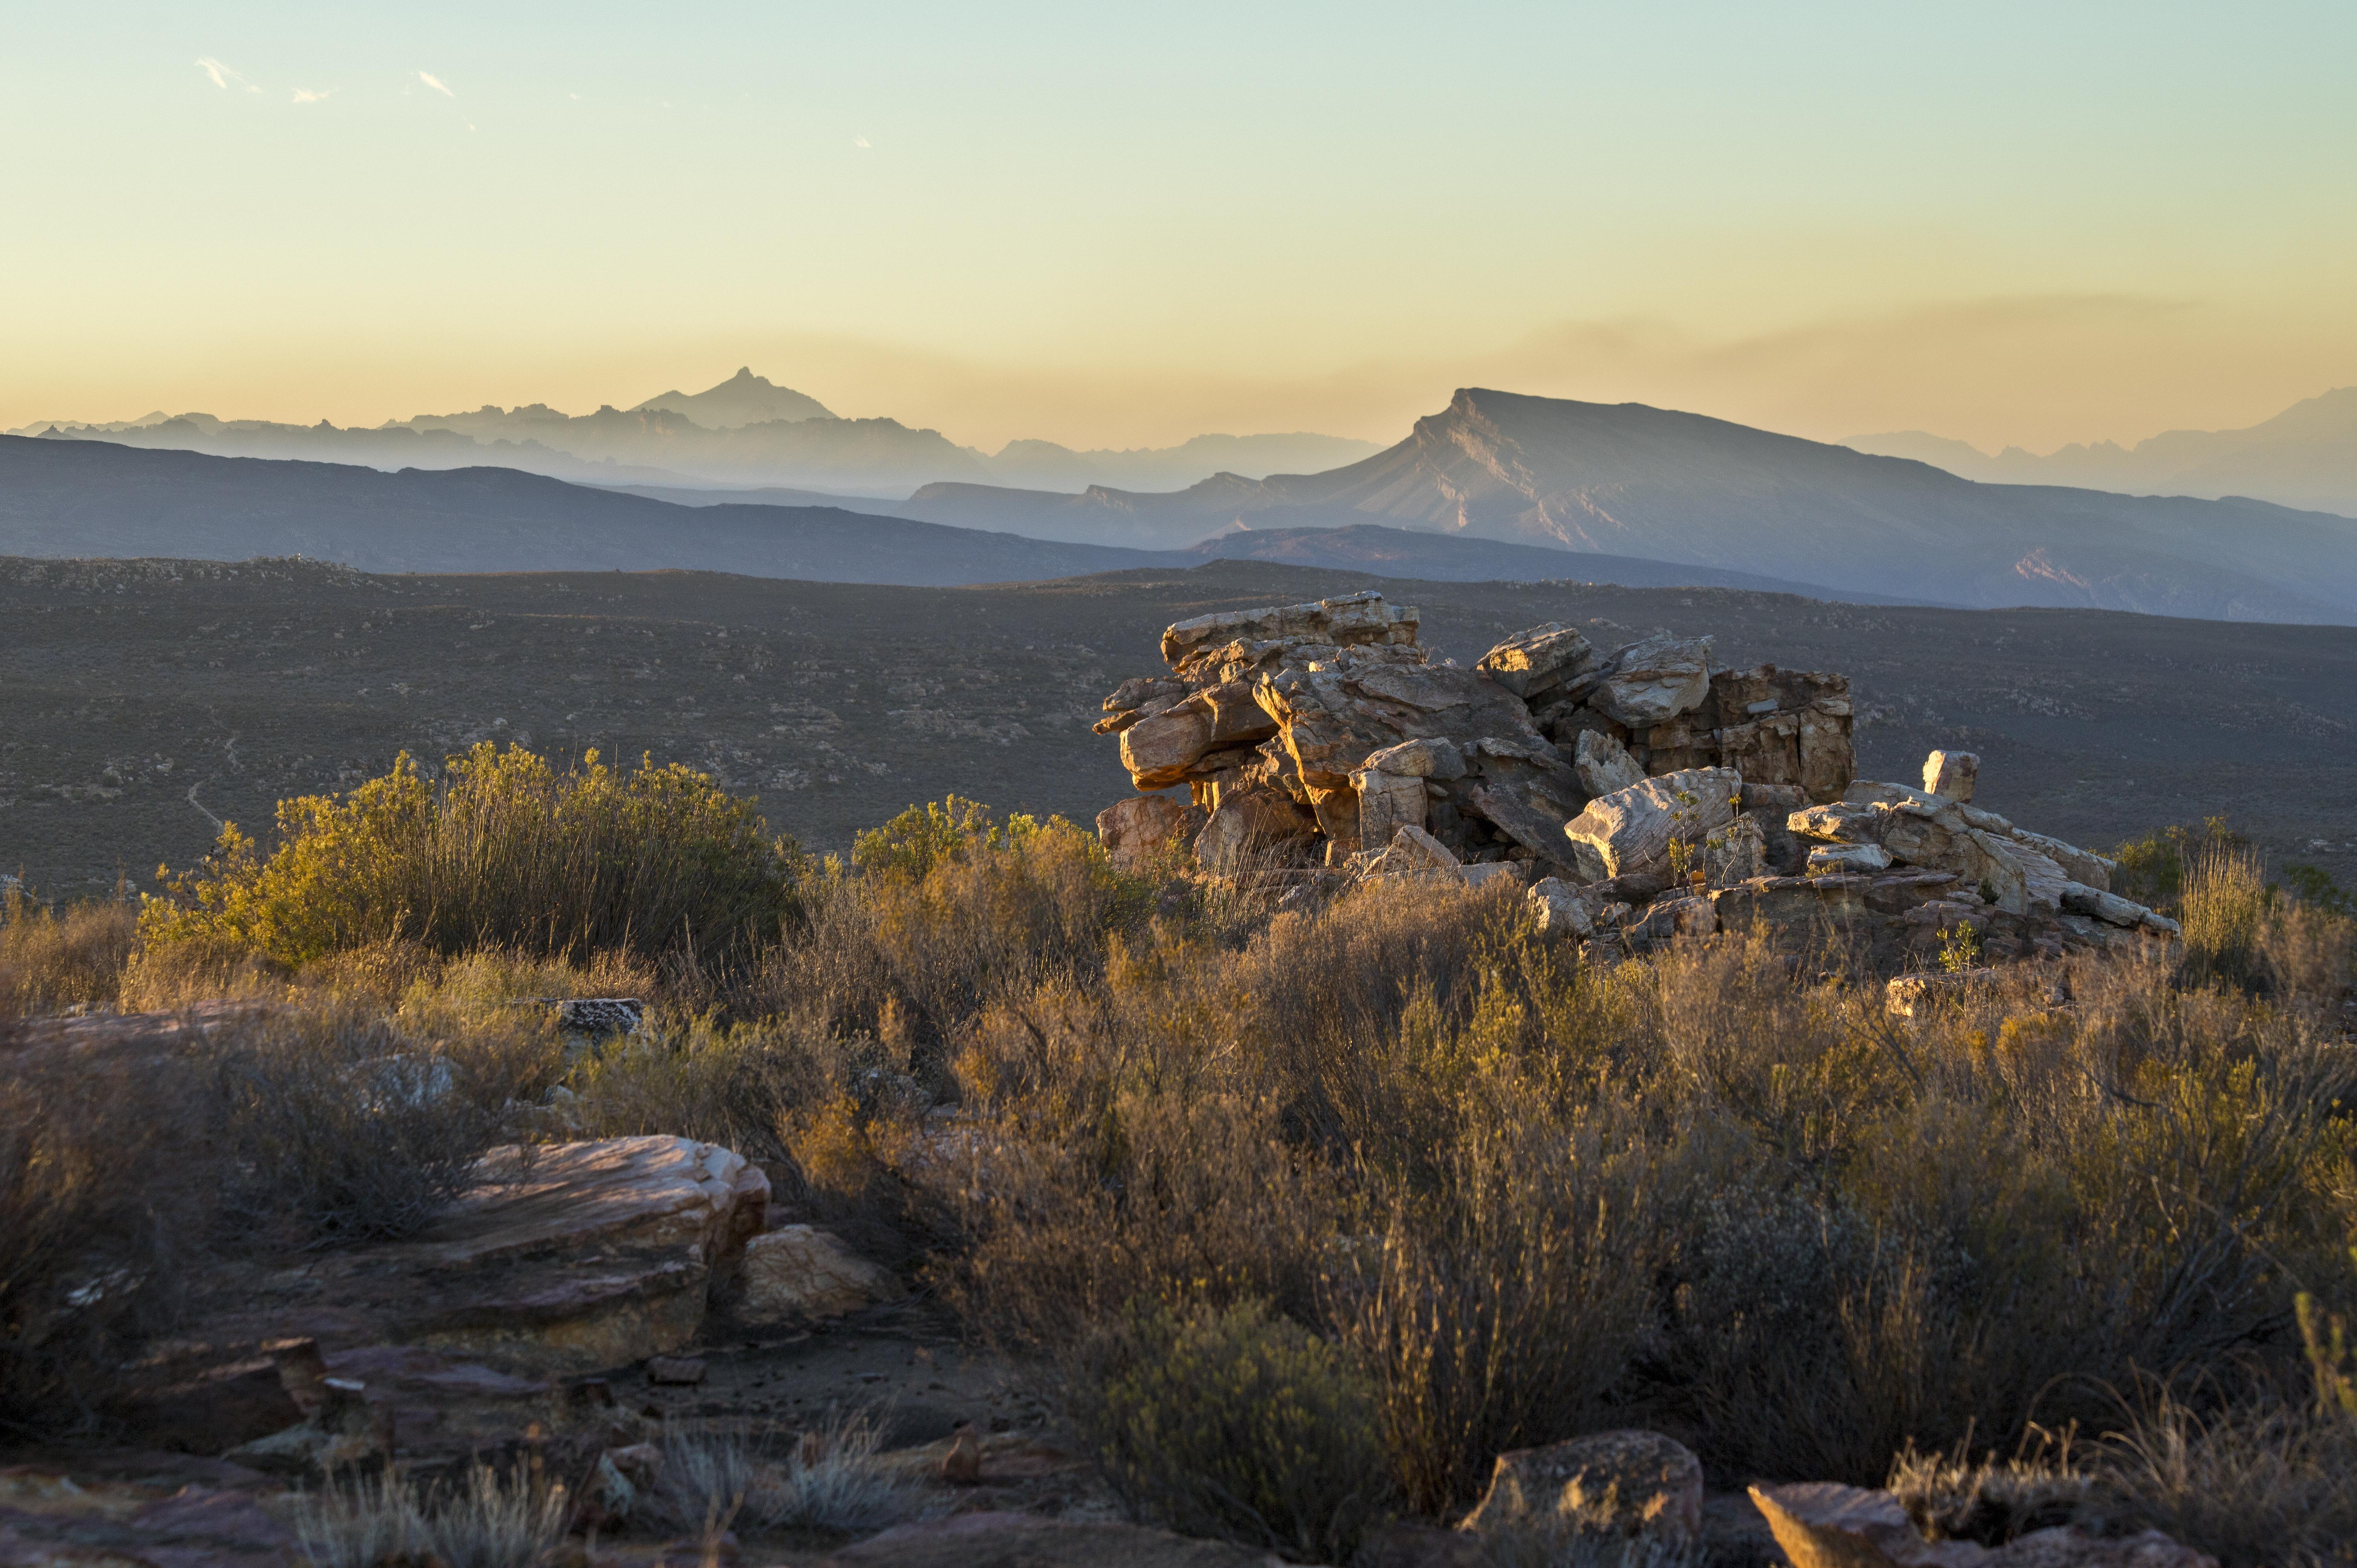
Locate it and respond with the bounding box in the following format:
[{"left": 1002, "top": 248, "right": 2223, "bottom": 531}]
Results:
[
  {"left": 1923, "top": 749, "right": 1979, "bottom": 802},
  {"left": 1791, "top": 802, "right": 1886, "bottom": 844},
  {"left": 1466, "top": 784, "right": 1582, "bottom": 873},
  {"left": 1809, "top": 842, "right": 1893, "bottom": 874},
  {"left": 1160, "top": 589, "right": 1418, "bottom": 671},
  {"left": 1528, "top": 876, "right": 1603, "bottom": 938},
  {"left": 646, "top": 1355, "right": 707, "bottom": 1385},
  {"left": 1097, "top": 794, "right": 1197, "bottom": 872},
  {"left": 1461, "top": 861, "right": 1528, "bottom": 893},
  {"left": 1590, "top": 634, "right": 1715, "bottom": 726},
  {"left": 1709, "top": 812, "right": 1771, "bottom": 882},
  {"left": 1459, "top": 1429, "right": 1704, "bottom": 1551},
  {"left": 2062, "top": 882, "right": 2180, "bottom": 933},
  {"left": 1713, "top": 876, "right": 1873, "bottom": 940},
  {"left": 736, "top": 1225, "right": 906, "bottom": 1324},
  {"left": 2017, "top": 830, "right": 2117, "bottom": 893},
  {"left": 1748, "top": 1481, "right": 2216, "bottom": 1568},
  {"left": 1572, "top": 728, "right": 1646, "bottom": 796},
  {"left": 1353, "top": 768, "right": 1429, "bottom": 850},
  {"left": 1709, "top": 666, "right": 1854, "bottom": 803},
  {"left": 1118, "top": 681, "right": 1280, "bottom": 790},
  {"left": 1368, "top": 823, "right": 1461, "bottom": 878},
  {"left": 1193, "top": 790, "right": 1316, "bottom": 871},
  {"left": 1361, "top": 736, "right": 1467, "bottom": 779},
  {"left": 1477, "top": 622, "right": 1598, "bottom": 701},
  {"left": 367, "top": 1136, "right": 769, "bottom": 1375},
  {"left": 1563, "top": 767, "right": 1742, "bottom": 880},
  {"left": 1873, "top": 801, "right": 2034, "bottom": 915}
]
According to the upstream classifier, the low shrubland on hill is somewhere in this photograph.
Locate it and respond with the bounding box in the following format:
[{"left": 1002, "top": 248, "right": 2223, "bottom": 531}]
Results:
[{"left": 4, "top": 748, "right": 2356, "bottom": 1563}]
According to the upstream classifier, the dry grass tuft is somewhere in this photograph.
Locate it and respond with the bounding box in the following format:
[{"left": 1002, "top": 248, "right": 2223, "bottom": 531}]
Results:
[{"left": 0, "top": 885, "right": 139, "bottom": 1018}]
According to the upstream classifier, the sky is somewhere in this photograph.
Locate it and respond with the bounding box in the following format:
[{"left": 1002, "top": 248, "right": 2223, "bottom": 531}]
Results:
[{"left": 6, "top": 2, "right": 2354, "bottom": 453}]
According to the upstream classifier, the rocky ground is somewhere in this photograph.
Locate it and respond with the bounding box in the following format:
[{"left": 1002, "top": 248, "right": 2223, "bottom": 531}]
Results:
[{"left": 4, "top": 557, "right": 2354, "bottom": 899}]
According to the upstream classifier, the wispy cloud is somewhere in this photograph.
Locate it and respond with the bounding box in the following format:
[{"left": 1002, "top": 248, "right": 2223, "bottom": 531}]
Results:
[
  {"left": 854, "top": 135, "right": 871, "bottom": 149},
  {"left": 196, "top": 56, "right": 260, "bottom": 94},
  {"left": 290, "top": 87, "right": 334, "bottom": 105},
  {"left": 417, "top": 70, "right": 454, "bottom": 98}
]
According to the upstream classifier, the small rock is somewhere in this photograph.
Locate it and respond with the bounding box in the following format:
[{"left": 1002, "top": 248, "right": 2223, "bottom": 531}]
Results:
[
  {"left": 646, "top": 1356, "right": 707, "bottom": 1386},
  {"left": 1923, "top": 749, "right": 1979, "bottom": 802},
  {"left": 737, "top": 1225, "right": 906, "bottom": 1324},
  {"left": 1458, "top": 1428, "right": 1704, "bottom": 1551},
  {"left": 1809, "top": 842, "right": 1893, "bottom": 874}
]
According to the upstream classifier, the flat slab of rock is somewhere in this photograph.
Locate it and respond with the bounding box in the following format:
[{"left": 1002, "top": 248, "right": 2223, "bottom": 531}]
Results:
[{"left": 1564, "top": 767, "right": 1741, "bottom": 879}]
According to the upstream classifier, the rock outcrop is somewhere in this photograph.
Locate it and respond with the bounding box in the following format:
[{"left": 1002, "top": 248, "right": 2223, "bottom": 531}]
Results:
[
  {"left": 1094, "top": 592, "right": 2166, "bottom": 974},
  {"left": 1459, "top": 1429, "right": 1705, "bottom": 1555},
  {"left": 1093, "top": 593, "right": 1855, "bottom": 878}
]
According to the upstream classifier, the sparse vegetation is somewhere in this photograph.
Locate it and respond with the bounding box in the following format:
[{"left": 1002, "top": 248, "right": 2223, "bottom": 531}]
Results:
[
  {"left": 140, "top": 743, "right": 800, "bottom": 970},
  {"left": 1072, "top": 1298, "right": 1387, "bottom": 1562},
  {"left": 291, "top": 1462, "right": 572, "bottom": 1568},
  {"left": 6, "top": 759, "right": 2355, "bottom": 1561},
  {"left": 655, "top": 1409, "right": 925, "bottom": 1537}
]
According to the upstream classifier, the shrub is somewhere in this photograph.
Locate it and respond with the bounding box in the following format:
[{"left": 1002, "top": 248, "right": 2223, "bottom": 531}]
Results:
[
  {"left": 2110, "top": 815, "right": 2246, "bottom": 910},
  {"left": 211, "top": 1000, "right": 554, "bottom": 1247},
  {"left": 1074, "top": 1299, "right": 1387, "bottom": 1563},
  {"left": 0, "top": 885, "right": 138, "bottom": 1018},
  {"left": 141, "top": 744, "right": 800, "bottom": 969},
  {"left": 2180, "top": 842, "right": 2270, "bottom": 989},
  {"left": 0, "top": 1046, "right": 201, "bottom": 1434}
]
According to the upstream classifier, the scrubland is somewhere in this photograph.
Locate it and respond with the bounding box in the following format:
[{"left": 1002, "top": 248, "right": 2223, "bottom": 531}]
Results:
[{"left": 4, "top": 745, "right": 2357, "bottom": 1565}]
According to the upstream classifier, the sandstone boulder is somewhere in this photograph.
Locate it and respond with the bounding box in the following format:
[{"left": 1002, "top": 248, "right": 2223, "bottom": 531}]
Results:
[
  {"left": 1707, "top": 666, "right": 1855, "bottom": 803},
  {"left": 1528, "top": 876, "right": 1603, "bottom": 938},
  {"left": 1160, "top": 589, "right": 1418, "bottom": 671},
  {"left": 1749, "top": 1481, "right": 2216, "bottom": 1568},
  {"left": 1368, "top": 823, "right": 1461, "bottom": 877},
  {"left": 1352, "top": 767, "right": 1429, "bottom": 850},
  {"left": 1361, "top": 736, "right": 1467, "bottom": 779},
  {"left": 2017, "top": 830, "right": 2117, "bottom": 893},
  {"left": 1572, "top": 729, "right": 1646, "bottom": 796},
  {"left": 1097, "top": 795, "right": 1196, "bottom": 872},
  {"left": 1563, "top": 767, "right": 1742, "bottom": 880},
  {"left": 1590, "top": 634, "right": 1715, "bottom": 726},
  {"left": 736, "top": 1225, "right": 906, "bottom": 1324},
  {"left": 1476, "top": 622, "right": 1598, "bottom": 701},
  {"left": 1459, "top": 1429, "right": 1704, "bottom": 1552},
  {"left": 1923, "top": 749, "right": 1980, "bottom": 801},
  {"left": 1810, "top": 842, "right": 1893, "bottom": 874},
  {"left": 1193, "top": 790, "right": 1316, "bottom": 871},
  {"left": 2062, "top": 882, "right": 2181, "bottom": 933}
]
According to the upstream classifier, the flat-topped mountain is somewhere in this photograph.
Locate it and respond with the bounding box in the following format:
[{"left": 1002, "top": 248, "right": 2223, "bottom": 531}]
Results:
[{"left": 901, "top": 389, "right": 2357, "bottom": 622}]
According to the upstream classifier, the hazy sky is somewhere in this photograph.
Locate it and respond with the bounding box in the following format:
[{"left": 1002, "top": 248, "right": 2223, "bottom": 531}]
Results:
[{"left": 7, "top": 2, "right": 2353, "bottom": 452}]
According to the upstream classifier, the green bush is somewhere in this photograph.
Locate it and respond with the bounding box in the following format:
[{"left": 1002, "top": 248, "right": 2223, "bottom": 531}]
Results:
[
  {"left": 1074, "top": 1299, "right": 1388, "bottom": 1564},
  {"left": 141, "top": 744, "right": 800, "bottom": 968}
]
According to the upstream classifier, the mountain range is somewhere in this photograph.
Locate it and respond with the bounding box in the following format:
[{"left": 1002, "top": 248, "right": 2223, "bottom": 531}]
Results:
[
  {"left": 888, "top": 389, "right": 2357, "bottom": 622},
  {"left": 10, "top": 386, "right": 2357, "bottom": 622},
  {"left": 1846, "top": 387, "right": 2357, "bottom": 518},
  {"left": 12, "top": 368, "right": 1381, "bottom": 497}
]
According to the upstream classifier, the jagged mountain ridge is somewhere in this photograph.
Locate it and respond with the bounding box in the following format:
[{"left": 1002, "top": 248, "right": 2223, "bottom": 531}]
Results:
[
  {"left": 1845, "top": 387, "right": 2357, "bottom": 517},
  {"left": 896, "top": 389, "right": 2357, "bottom": 622},
  {"left": 12, "top": 370, "right": 1381, "bottom": 496},
  {"left": 0, "top": 436, "right": 1894, "bottom": 597}
]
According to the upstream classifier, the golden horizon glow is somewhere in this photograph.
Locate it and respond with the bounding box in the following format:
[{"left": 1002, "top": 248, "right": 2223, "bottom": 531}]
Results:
[{"left": 8, "top": 4, "right": 2353, "bottom": 455}]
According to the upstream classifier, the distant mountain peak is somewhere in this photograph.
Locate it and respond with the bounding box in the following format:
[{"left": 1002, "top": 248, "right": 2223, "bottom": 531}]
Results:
[{"left": 631, "top": 369, "right": 834, "bottom": 430}]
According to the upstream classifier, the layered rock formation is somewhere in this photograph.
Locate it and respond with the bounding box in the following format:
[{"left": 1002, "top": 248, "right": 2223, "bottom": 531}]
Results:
[
  {"left": 1095, "top": 591, "right": 1851, "bottom": 879},
  {"left": 1095, "top": 592, "right": 2176, "bottom": 970}
]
